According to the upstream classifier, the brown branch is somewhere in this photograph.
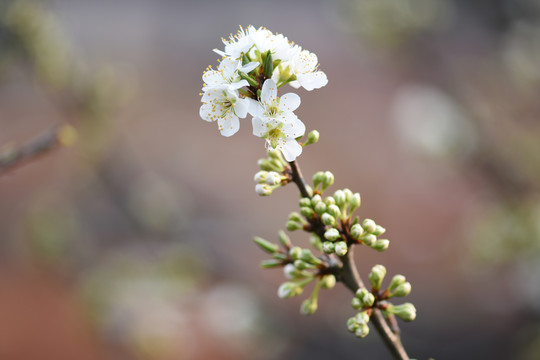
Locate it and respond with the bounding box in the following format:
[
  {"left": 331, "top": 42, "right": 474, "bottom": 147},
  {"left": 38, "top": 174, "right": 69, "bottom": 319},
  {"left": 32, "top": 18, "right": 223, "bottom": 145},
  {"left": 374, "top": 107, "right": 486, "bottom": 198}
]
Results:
[
  {"left": 288, "top": 159, "right": 411, "bottom": 360},
  {"left": 0, "top": 124, "right": 76, "bottom": 176}
]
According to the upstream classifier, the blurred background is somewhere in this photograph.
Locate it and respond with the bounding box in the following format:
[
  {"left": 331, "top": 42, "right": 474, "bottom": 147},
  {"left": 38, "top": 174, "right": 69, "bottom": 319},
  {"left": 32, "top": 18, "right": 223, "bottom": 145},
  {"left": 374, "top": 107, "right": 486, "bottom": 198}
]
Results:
[{"left": 0, "top": 0, "right": 539, "bottom": 359}]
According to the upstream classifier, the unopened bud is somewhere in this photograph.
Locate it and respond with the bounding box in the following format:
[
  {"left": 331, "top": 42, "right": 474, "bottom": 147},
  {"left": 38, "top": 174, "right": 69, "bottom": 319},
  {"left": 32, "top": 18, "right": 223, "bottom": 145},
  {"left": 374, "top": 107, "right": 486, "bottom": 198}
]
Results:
[
  {"left": 321, "top": 274, "right": 336, "bottom": 289},
  {"left": 388, "top": 303, "right": 416, "bottom": 322},
  {"left": 321, "top": 213, "right": 336, "bottom": 226},
  {"left": 312, "top": 171, "right": 325, "bottom": 189},
  {"left": 311, "top": 194, "right": 322, "bottom": 206},
  {"left": 322, "top": 171, "right": 334, "bottom": 191},
  {"left": 322, "top": 241, "right": 335, "bottom": 254},
  {"left": 278, "top": 281, "right": 304, "bottom": 298},
  {"left": 327, "top": 204, "right": 341, "bottom": 218},
  {"left": 389, "top": 282, "right": 412, "bottom": 298},
  {"left": 299, "top": 197, "right": 312, "bottom": 208},
  {"left": 254, "top": 170, "right": 267, "bottom": 183},
  {"left": 324, "top": 228, "right": 341, "bottom": 241},
  {"left": 360, "top": 234, "right": 376, "bottom": 246},
  {"left": 347, "top": 317, "right": 358, "bottom": 332},
  {"left": 255, "top": 183, "right": 273, "bottom": 196},
  {"left": 266, "top": 171, "right": 282, "bottom": 185},
  {"left": 369, "top": 264, "right": 387, "bottom": 291},
  {"left": 388, "top": 275, "right": 407, "bottom": 292},
  {"left": 349, "top": 193, "right": 361, "bottom": 213},
  {"left": 372, "top": 239, "right": 389, "bottom": 252},
  {"left": 300, "top": 297, "right": 318, "bottom": 315},
  {"left": 309, "top": 234, "right": 323, "bottom": 251},
  {"left": 334, "top": 241, "right": 348, "bottom": 256},
  {"left": 343, "top": 189, "right": 353, "bottom": 202},
  {"left": 278, "top": 230, "right": 292, "bottom": 248},
  {"left": 334, "top": 190, "right": 346, "bottom": 206},
  {"left": 286, "top": 221, "right": 303, "bottom": 231},
  {"left": 306, "top": 130, "right": 320, "bottom": 145},
  {"left": 260, "top": 259, "right": 283, "bottom": 268},
  {"left": 324, "top": 196, "right": 336, "bottom": 206},
  {"left": 362, "top": 219, "right": 377, "bottom": 233},
  {"left": 351, "top": 297, "right": 363, "bottom": 310},
  {"left": 289, "top": 246, "right": 302, "bottom": 260},
  {"left": 300, "top": 206, "right": 314, "bottom": 219},
  {"left": 350, "top": 224, "right": 364, "bottom": 240},
  {"left": 373, "top": 225, "right": 386, "bottom": 236},
  {"left": 355, "top": 323, "right": 370, "bottom": 338},
  {"left": 314, "top": 202, "right": 327, "bottom": 215}
]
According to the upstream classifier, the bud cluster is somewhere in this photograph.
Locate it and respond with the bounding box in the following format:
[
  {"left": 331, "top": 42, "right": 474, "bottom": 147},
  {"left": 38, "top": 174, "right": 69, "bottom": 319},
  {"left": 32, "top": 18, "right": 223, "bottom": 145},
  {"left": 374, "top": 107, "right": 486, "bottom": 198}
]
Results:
[{"left": 350, "top": 219, "right": 390, "bottom": 251}]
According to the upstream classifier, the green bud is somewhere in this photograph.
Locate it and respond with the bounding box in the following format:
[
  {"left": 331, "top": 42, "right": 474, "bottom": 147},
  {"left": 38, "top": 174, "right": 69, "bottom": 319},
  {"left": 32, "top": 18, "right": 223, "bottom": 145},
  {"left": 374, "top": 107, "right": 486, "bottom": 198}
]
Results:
[
  {"left": 272, "top": 253, "right": 287, "bottom": 261},
  {"left": 388, "top": 275, "right": 407, "bottom": 292},
  {"left": 334, "top": 241, "right": 348, "bottom": 256},
  {"left": 349, "top": 193, "right": 361, "bottom": 213},
  {"left": 300, "top": 248, "right": 322, "bottom": 265},
  {"left": 347, "top": 317, "right": 359, "bottom": 332},
  {"left": 388, "top": 303, "right": 416, "bottom": 322},
  {"left": 355, "top": 311, "right": 370, "bottom": 325},
  {"left": 362, "top": 219, "right": 377, "bottom": 233},
  {"left": 258, "top": 158, "right": 281, "bottom": 172},
  {"left": 327, "top": 204, "right": 341, "bottom": 218},
  {"left": 300, "top": 296, "right": 318, "bottom": 315},
  {"left": 289, "top": 246, "right": 302, "bottom": 260},
  {"left": 355, "top": 288, "right": 375, "bottom": 307},
  {"left": 309, "top": 233, "right": 323, "bottom": 251},
  {"left": 254, "top": 170, "right": 268, "bottom": 183},
  {"left": 314, "top": 202, "right": 327, "bottom": 215},
  {"left": 324, "top": 228, "right": 341, "bottom": 241},
  {"left": 304, "top": 130, "right": 320, "bottom": 146},
  {"left": 260, "top": 259, "right": 283, "bottom": 268},
  {"left": 373, "top": 225, "right": 386, "bottom": 236},
  {"left": 321, "top": 213, "right": 336, "bottom": 226},
  {"left": 255, "top": 183, "right": 273, "bottom": 196},
  {"left": 311, "top": 194, "right": 322, "bottom": 206},
  {"left": 278, "top": 281, "right": 304, "bottom": 298},
  {"left": 369, "top": 264, "right": 387, "bottom": 291},
  {"left": 355, "top": 323, "right": 370, "bottom": 338},
  {"left": 278, "top": 230, "right": 292, "bottom": 249},
  {"left": 334, "top": 190, "right": 346, "bottom": 206},
  {"left": 322, "top": 241, "right": 335, "bottom": 254},
  {"left": 286, "top": 221, "right": 303, "bottom": 231},
  {"left": 312, "top": 171, "right": 325, "bottom": 189},
  {"left": 299, "top": 197, "right": 312, "bottom": 208},
  {"left": 253, "top": 236, "right": 279, "bottom": 254},
  {"left": 355, "top": 288, "right": 370, "bottom": 299},
  {"left": 264, "top": 50, "right": 274, "bottom": 77},
  {"left": 324, "top": 196, "right": 336, "bottom": 206},
  {"left": 242, "top": 52, "right": 250, "bottom": 66},
  {"left": 300, "top": 206, "right": 314, "bottom": 219},
  {"left": 360, "top": 234, "right": 376, "bottom": 246},
  {"left": 372, "top": 239, "right": 390, "bottom": 252},
  {"left": 351, "top": 297, "right": 363, "bottom": 310},
  {"left": 305, "top": 184, "right": 314, "bottom": 197},
  {"left": 343, "top": 189, "right": 353, "bottom": 202},
  {"left": 294, "top": 259, "right": 314, "bottom": 270},
  {"left": 389, "top": 282, "right": 412, "bottom": 298},
  {"left": 350, "top": 224, "right": 364, "bottom": 240},
  {"left": 322, "top": 171, "right": 335, "bottom": 191},
  {"left": 288, "top": 212, "right": 304, "bottom": 223},
  {"left": 268, "top": 148, "right": 284, "bottom": 161},
  {"left": 321, "top": 274, "right": 336, "bottom": 289}
]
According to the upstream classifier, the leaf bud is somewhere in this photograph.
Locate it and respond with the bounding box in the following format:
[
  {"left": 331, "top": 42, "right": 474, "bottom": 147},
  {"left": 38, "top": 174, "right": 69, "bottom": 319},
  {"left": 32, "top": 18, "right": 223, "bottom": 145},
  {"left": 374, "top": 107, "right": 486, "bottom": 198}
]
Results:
[
  {"left": 255, "top": 183, "right": 273, "bottom": 196},
  {"left": 388, "top": 303, "right": 416, "bottom": 322},
  {"left": 321, "top": 213, "right": 336, "bottom": 226},
  {"left": 334, "top": 241, "right": 348, "bottom": 256},
  {"left": 369, "top": 264, "right": 387, "bottom": 291},
  {"left": 254, "top": 170, "right": 268, "bottom": 183},
  {"left": 324, "top": 228, "right": 341, "bottom": 241},
  {"left": 253, "top": 236, "right": 279, "bottom": 254},
  {"left": 362, "top": 219, "right": 377, "bottom": 233},
  {"left": 263, "top": 50, "right": 274, "bottom": 77},
  {"left": 350, "top": 224, "right": 364, "bottom": 240},
  {"left": 294, "top": 259, "right": 314, "bottom": 270},
  {"left": 372, "top": 239, "right": 389, "bottom": 252},
  {"left": 260, "top": 259, "right": 283, "bottom": 268}
]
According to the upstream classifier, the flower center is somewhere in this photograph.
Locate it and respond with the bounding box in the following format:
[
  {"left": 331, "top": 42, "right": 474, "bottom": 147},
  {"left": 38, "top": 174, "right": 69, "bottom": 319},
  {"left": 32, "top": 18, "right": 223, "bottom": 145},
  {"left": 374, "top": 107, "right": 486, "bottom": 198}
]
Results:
[{"left": 264, "top": 123, "right": 285, "bottom": 149}]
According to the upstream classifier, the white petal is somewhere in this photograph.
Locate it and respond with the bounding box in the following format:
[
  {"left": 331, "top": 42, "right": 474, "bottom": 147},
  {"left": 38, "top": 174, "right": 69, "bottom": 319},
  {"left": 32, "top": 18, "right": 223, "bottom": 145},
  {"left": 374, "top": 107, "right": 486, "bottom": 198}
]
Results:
[
  {"left": 248, "top": 98, "right": 263, "bottom": 117},
  {"left": 296, "top": 72, "right": 328, "bottom": 91},
  {"left": 284, "top": 116, "right": 306, "bottom": 138},
  {"left": 235, "top": 98, "right": 250, "bottom": 118},
  {"left": 252, "top": 117, "right": 267, "bottom": 137},
  {"left": 218, "top": 114, "right": 240, "bottom": 137},
  {"left": 279, "top": 93, "right": 301, "bottom": 112},
  {"left": 229, "top": 79, "right": 249, "bottom": 90},
  {"left": 280, "top": 139, "right": 302, "bottom": 161},
  {"left": 288, "top": 80, "right": 301, "bottom": 89},
  {"left": 240, "top": 61, "right": 260, "bottom": 73},
  {"left": 260, "top": 79, "right": 277, "bottom": 103}
]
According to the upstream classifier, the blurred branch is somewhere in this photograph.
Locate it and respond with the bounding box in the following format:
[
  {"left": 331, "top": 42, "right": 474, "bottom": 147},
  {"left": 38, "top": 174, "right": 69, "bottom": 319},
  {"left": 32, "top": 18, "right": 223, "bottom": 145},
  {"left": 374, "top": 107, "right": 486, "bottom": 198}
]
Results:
[{"left": 0, "top": 124, "right": 76, "bottom": 175}]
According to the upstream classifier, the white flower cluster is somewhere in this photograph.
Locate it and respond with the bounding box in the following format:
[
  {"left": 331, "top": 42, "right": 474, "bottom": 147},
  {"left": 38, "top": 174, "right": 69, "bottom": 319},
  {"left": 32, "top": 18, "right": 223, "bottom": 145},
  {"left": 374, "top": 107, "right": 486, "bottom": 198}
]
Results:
[{"left": 199, "top": 25, "right": 328, "bottom": 161}]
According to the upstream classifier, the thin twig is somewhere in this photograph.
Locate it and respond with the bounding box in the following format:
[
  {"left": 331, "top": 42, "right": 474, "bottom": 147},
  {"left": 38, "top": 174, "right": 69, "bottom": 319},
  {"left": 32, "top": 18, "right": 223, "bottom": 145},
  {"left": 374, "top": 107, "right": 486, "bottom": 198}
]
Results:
[
  {"left": 288, "top": 159, "right": 411, "bottom": 360},
  {"left": 0, "top": 124, "right": 75, "bottom": 176}
]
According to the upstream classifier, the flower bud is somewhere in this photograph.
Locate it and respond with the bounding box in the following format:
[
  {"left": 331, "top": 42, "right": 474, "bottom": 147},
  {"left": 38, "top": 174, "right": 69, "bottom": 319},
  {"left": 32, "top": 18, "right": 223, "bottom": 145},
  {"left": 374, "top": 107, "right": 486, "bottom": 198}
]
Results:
[
  {"left": 324, "top": 228, "right": 341, "bottom": 241},
  {"left": 388, "top": 275, "right": 406, "bottom": 292},
  {"left": 255, "top": 183, "right": 273, "bottom": 196},
  {"left": 349, "top": 193, "right": 361, "bottom": 213},
  {"left": 355, "top": 311, "right": 370, "bottom": 325},
  {"left": 369, "top": 264, "right": 386, "bottom": 291},
  {"left": 300, "top": 248, "right": 322, "bottom": 265},
  {"left": 278, "top": 230, "right": 292, "bottom": 249},
  {"left": 355, "top": 323, "right": 370, "bottom": 338},
  {"left": 320, "top": 274, "right": 336, "bottom": 289},
  {"left": 300, "top": 297, "right": 318, "bottom": 315},
  {"left": 286, "top": 221, "right": 303, "bottom": 231},
  {"left": 351, "top": 297, "right": 363, "bottom": 310},
  {"left": 294, "top": 259, "right": 314, "bottom": 270},
  {"left": 283, "top": 263, "right": 299, "bottom": 279},
  {"left": 350, "top": 224, "right": 364, "bottom": 240},
  {"left": 327, "top": 204, "right": 341, "bottom": 219},
  {"left": 311, "top": 194, "right": 322, "bottom": 207},
  {"left": 321, "top": 213, "right": 336, "bottom": 226},
  {"left": 314, "top": 201, "right": 327, "bottom": 215},
  {"left": 254, "top": 170, "right": 267, "bottom": 183},
  {"left": 360, "top": 234, "right": 376, "bottom": 246},
  {"left": 253, "top": 236, "right": 279, "bottom": 254},
  {"left": 312, "top": 171, "right": 325, "bottom": 189},
  {"left": 322, "top": 171, "right": 334, "bottom": 191},
  {"left": 322, "top": 241, "right": 335, "bottom": 254},
  {"left": 272, "top": 253, "right": 287, "bottom": 261},
  {"left": 343, "top": 188, "right": 353, "bottom": 202},
  {"left": 263, "top": 50, "right": 274, "bottom": 77},
  {"left": 388, "top": 303, "right": 416, "bottom": 322},
  {"left": 355, "top": 288, "right": 375, "bottom": 307},
  {"left": 372, "top": 239, "right": 390, "bottom": 252},
  {"left": 265, "top": 171, "right": 282, "bottom": 185},
  {"left": 258, "top": 158, "right": 280, "bottom": 172},
  {"left": 334, "top": 190, "right": 346, "bottom": 206},
  {"left": 299, "top": 197, "right": 312, "bottom": 208},
  {"left": 324, "top": 196, "right": 336, "bottom": 206},
  {"left": 300, "top": 206, "right": 314, "bottom": 219},
  {"left": 309, "top": 233, "right": 323, "bottom": 251},
  {"left": 306, "top": 130, "right": 320, "bottom": 145},
  {"left": 278, "top": 281, "right": 304, "bottom": 298},
  {"left": 389, "top": 282, "right": 412, "bottom": 298},
  {"left": 334, "top": 241, "right": 348, "bottom": 256},
  {"left": 260, "top": 259, "right": 283, "bottom": 268},
  {"left": 373, "top": 225, "right": 386, "bottom": 236},
  {"left": 289, "top": 246, "right": 302, "bottom": 260},
  {"left": 362, "top": 219, "right": 377, "bottom": 233},
  {"left": 288, "top": 212, "right": 304, "bottom": 223},
  {"left": 347, "top": 317, "right": 358, "bottom": 332}
]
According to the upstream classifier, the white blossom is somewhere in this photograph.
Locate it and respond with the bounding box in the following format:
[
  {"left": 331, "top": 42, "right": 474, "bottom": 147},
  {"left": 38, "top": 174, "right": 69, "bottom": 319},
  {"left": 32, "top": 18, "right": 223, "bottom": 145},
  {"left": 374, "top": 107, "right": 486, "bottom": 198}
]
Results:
[
  {"left": 252, "top": 115, "right": 305, "bottom": 162},
  {"left": 249, "top": 79, "right": 301, "bottom": 124},
  {"left": 288, "top": 48, "right": 328, "bottom": 91},
  {"left": 200, "top": 86, "right": 250, "bottom": 137},
  {"left": 202, "top": 57, "right": 259, "bottom": 91}
]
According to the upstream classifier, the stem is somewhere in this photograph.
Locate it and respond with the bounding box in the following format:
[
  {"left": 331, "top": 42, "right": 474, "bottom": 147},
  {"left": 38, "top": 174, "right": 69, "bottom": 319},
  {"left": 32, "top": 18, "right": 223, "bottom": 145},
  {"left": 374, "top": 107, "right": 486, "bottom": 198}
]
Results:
[{"left": 288, "top": 159, "right": 410, "bottom": 360}]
